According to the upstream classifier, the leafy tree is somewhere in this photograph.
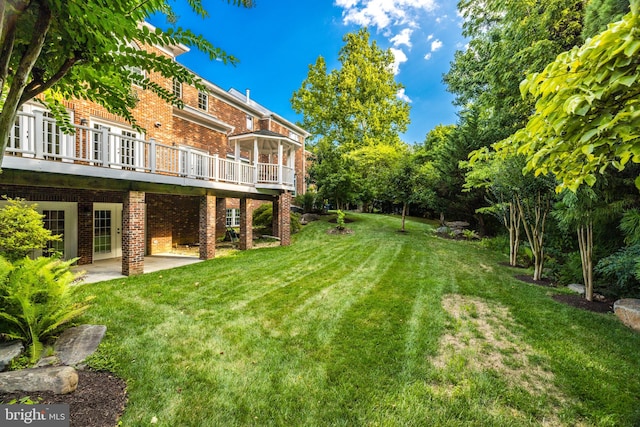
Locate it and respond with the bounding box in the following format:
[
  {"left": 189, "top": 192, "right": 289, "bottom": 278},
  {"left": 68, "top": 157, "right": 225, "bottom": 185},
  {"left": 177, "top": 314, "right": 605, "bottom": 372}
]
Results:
[
  {"left": 291, "top": 28, "right": 410, "bottom": 208},
  {"left": 386, "top": 150, "right": 422, "bottom": 232},
  {"left": 553, "top": 185, "right": 626, "bottom": 300},
  {"left": 0, "top": 0, "right": 254, "bottom": 166},
  {"left": 446, "top": 0, "right": 585, "bottom": 146},
  {"left": 506, "top": 1, "right": 640, "bottom": 192},
  {"left": 582, "top": 0, "right": 630, "bottom": 38},
  {"left": 292, "top": 28, "right": 410, "bottom": 152},
  {"left": 0, "top": 197, "right": 60, "bottom": 262},
  {"left": 464, "top": 149, "right": 523, "bottom": 266}
]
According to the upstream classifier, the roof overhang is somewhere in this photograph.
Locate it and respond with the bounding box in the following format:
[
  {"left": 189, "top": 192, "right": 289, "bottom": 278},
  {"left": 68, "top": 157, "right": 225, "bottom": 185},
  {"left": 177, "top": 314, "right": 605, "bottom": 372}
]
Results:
[{"left": 173, "top": 105, "right": 235, "bottom": 134}]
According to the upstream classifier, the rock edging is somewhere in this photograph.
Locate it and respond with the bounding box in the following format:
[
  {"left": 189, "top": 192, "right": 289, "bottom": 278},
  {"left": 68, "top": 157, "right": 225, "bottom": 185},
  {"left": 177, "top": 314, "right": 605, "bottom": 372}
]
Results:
[{"left": 0, "top": 324, "right": 106, "bottom": 395}]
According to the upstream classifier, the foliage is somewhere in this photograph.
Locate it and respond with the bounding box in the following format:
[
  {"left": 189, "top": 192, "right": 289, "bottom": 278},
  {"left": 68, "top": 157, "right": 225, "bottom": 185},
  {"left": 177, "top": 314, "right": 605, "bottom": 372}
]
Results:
[
  {"left": 582, "top": 0, "right": 630, "bottom": 38},
  {"left": 506, "top": 1, "right": 640, "bottom": 191},
  {"left": 0, "top": 198, "right": 61, "bottom": 262},
  {"left": 336, "top": 210, "right": 346, "bottom": 231},
  {"left": 0, "top": 256, "right": 92, "bottom": 364},
  {"left": 462, "top": 229, "right": 480, "bottom": 240},
  {"left": 445, "top": 0, "right": 585, "bottom": 147},
  {"left": 252, "top": 203, "right": 301, "bottom": 236},
  {"left": 0, "top": 0, "right": 254, "bottom": 165},
  {"left": 596, "top": 243, "right": 640, "bottom": 296},
  {"left": 294, "top": 190, "right": 321, "bottom": 214},
  {"left": 291, "top": 29, "right": 410, "bottom": 208}
]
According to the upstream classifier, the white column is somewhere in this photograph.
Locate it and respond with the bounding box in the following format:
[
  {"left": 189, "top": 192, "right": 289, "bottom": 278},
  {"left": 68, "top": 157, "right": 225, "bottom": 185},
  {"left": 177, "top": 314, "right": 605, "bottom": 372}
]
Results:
[
  {"left": 253, "top": 138, "right": 259, "bottom": 184},
  {"left": 278, "top": 141, "right": 283, "bottom": 185}
]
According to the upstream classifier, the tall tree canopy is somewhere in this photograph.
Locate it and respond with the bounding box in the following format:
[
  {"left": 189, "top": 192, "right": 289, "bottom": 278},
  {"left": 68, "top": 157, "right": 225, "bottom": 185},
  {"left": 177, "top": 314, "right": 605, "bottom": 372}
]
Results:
[
  {"left": 501, "top": 0, "right": 640, "bottom": 192},
  {"left": 445, "top": 0, "right": 585, "bottom": 142},
  {"left": 291, "top": 28, "right": 410, "bottom": 208},
  {"left": 0, "top": 0, "right": 253, "bottom": 166}
]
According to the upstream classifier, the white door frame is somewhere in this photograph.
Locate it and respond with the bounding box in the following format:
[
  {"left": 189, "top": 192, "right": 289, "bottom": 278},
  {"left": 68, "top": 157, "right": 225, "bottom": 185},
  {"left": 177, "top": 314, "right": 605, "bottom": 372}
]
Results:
[{"left": 93, "top": 203, "right": 123, "bottom": 261}]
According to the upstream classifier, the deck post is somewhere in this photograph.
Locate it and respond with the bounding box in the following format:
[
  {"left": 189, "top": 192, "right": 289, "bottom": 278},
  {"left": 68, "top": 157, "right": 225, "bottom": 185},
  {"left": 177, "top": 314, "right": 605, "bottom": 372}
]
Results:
[
  {"left": 122, "top": 191, "right": 146, "bottom": 276},
  {"left": 239, "top": 197, "right": 253, "bottom": 250},
  {"left": 216, "top": 197, "right": 227, "bottom": 241},
  {"left": 278, "top": 191, "right": 291, "bottom": 246},
  {"left": 199, "top": 194, "right": 216, "bottom": 260}
]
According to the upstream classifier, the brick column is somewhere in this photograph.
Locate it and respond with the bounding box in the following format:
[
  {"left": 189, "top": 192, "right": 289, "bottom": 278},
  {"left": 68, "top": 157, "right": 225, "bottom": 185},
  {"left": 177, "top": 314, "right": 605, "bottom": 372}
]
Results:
[
  {"left": 215, "top": 197, "right": 227, "bottom": 241},
  {"left": 122, "top": 191, "right": 145, "bottom": 276},
  {"left": 199, "top": 194, "right": 216, "bottom": 260},
  {"left": 77, "top": 201, "right": 93, "bottom": 265},
  {"left": 278, "top": 191, "right": 291, "bottom": 246},
  {"left": 239, "top": 198, "right": 253, "bottom": 250},
  {"left": 272, "top": 197, "right": 280, "bottom": 239}
]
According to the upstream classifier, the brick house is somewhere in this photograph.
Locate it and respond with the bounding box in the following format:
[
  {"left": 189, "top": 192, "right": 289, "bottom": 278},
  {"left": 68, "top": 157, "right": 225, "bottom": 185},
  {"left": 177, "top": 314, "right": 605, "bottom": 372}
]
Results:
[{"left": 0, "top": 28, "right": 309, "bottom": 276}]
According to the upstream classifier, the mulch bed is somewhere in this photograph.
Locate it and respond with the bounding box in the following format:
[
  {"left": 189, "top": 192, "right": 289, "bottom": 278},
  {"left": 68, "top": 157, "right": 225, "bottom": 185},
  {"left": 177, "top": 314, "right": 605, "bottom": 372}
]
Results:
[
  {"left": 552, "top": 294, "right": 615, "bottom": 313},
  {"left": 514, "top": 274, "right": 555, "bottom": 287},
  {"left": 513, "top": 274, "right": 615, "bottom": 313},
  {"left": 0, "top": 370, "right": 126, "bottom": 427}
]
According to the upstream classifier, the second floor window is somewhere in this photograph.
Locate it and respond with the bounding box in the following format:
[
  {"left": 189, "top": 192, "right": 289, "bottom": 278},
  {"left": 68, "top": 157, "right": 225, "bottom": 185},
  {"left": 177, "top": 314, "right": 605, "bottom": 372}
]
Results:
[
  {"left": 246, "top": 115, "right": 254, "bottom": 130},
  {"left": 173, "top": 79, "right": 182, "bottom": 99},
  {"left": 198, "top": 91, "right": 208, "bottom": 111}
]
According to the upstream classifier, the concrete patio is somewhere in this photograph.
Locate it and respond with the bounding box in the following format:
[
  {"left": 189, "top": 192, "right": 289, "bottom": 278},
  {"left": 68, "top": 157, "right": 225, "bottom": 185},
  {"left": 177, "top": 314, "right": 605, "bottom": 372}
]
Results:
[{"left": 73, "top": 254, "right": 202, "bottom": 284}]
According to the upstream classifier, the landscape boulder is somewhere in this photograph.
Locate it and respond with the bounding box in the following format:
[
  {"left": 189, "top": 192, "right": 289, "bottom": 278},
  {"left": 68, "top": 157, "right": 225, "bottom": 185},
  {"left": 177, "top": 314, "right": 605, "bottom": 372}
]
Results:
[
  {"left": 567, "top": 284, "right": 585, "bottom": 295},
  {"left": 0, "top": 341, "right": 24, "bottom": 372},
  {"left": 0, "top": 366, "right": 78, "bottom": 394},
  {"left": 54, "top": 324, "right": 107, "bottom": 367},
  {"left": 614, "top": 298, "right": 640, "bottom": 332}
]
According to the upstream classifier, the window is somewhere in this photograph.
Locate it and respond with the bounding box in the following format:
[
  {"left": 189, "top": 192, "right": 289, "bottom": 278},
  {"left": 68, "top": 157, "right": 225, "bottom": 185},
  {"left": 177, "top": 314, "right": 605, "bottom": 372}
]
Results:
[
  {"left": 198, "top": 91, "right": 208, "bottom": 111},
  {"left": 246, "top": 115, "right": 254, "bottom": 130},
  {"left": 288, "top": 131, "right": 299, "bottom": 142},
  {"left": 94, "top": 210, "right": 112, "bottom": 254},
  {"left": 226, "top": 208, "right": 240, "bottom": 227},
  {"left": 125, "top": 42, "right": 145, "bottom": 84},
  {"left": 43, "top": 210, "right": 65, "bottom": 257},
  {"left": 173, "top": 79, "right": 182, "bottom": 99}
]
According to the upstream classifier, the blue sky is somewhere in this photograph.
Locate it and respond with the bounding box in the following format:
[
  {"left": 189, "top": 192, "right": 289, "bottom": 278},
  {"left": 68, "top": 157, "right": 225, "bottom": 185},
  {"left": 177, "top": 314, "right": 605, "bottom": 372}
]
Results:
[{"left": 149, "top": 0, "right": 466, "bottom": 144}]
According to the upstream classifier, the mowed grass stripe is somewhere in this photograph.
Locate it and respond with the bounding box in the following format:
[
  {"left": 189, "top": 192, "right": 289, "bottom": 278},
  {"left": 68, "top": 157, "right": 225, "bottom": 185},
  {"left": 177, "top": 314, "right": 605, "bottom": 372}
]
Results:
[{"left": 76, "top": 213, "right": 640, "bottom": 426}]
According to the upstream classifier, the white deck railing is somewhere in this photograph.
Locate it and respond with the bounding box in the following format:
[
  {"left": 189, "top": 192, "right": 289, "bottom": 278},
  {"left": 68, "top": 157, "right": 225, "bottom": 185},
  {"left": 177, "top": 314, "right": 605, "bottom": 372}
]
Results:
[{"left": 6, "top": 111, "right": 294, "bottom": 189}]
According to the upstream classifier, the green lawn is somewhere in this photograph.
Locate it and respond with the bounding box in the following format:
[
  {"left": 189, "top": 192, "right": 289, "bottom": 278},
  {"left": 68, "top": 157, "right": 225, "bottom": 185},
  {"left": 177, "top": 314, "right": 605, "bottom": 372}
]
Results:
[{"left": 78, "top": 213, "right": 640, "bottom": 426}]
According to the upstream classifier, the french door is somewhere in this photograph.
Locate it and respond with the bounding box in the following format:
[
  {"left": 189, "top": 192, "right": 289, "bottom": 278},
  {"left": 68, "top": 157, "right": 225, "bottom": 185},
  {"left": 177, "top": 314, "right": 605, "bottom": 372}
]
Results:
[{"left": 93, "top": 203, "right": 123, "bottom": 260}]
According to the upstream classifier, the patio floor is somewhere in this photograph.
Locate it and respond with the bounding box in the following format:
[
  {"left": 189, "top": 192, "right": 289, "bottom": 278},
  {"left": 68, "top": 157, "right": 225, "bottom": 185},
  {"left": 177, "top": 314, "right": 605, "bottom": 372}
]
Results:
[{"left": 73, "top": 254, "right": 202, "bottom": 284}]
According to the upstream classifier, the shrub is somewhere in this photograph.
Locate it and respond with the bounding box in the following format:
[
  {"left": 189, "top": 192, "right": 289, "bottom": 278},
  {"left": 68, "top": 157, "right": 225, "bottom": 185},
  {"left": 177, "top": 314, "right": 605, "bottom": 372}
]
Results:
[
  {"left": 595, "top": 244, "right": 640, "bottom": 297},
  {"left": 0, "top": 256, "right": 93, "bottom": 364},
  {"left": 336, "top": 210, "right": 346, "bottom": 230},
  {"left": 0, "top": 197, "right": 61, "bottom": 262},
  {"left": 294, "top": 190, "right": 319, "bottom": 213},
  {"left": 252, "top": 203, "right": 301, "bottom": 236}
]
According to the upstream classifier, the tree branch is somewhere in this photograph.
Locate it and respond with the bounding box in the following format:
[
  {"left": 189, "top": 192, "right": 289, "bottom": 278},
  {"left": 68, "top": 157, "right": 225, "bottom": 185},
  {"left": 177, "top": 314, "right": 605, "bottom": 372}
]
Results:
[{"left": 21, "top": 55, "right": 80, "bottom": 104}]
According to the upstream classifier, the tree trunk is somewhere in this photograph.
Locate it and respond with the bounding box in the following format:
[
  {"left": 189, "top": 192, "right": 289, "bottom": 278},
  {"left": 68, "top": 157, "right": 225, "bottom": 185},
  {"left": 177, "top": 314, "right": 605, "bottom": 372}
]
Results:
[
  {"left": 0, "top": 2, "right": 52, "bottom": 167},
  {"left": 508, "top": 200, "right": 521, "bottom": 267},
  {"left": 577, "top": 221, "right": 594, "bottom": 301},
  {"left": 516, "top": 192, "right": 548, "bottom": 281},
  {"left": 401, "top": 202, "right": 407, "bottom": 232}
]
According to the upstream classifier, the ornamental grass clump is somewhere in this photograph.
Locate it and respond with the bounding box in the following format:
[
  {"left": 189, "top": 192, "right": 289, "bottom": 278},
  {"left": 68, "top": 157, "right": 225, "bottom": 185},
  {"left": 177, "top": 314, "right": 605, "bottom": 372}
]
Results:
[{"left": 0, "top": 256, "right": 92, "bottom": 364}]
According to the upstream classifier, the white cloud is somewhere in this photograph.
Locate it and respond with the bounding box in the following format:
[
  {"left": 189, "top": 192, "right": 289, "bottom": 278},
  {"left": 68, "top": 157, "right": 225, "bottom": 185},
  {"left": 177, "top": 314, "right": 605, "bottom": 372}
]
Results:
[
  {"left": 430, "top": 39, "right": 443, "bottom": 52},
  {"left": 423, "top": 52, "right": 432, "bottom": 60},
  {"left": 426, "top": 33, "right": 434, "bottom": 41},
  {"left": 397, "top": 88, "right": 412, "bottom": 103},
  {"left": 390, "top": 28, "right": 413, "bottom": 48},
  {"left": 389, "top": 47, "right": 408, "bottom": 75},
  {"left": 336, "top": 0, "right": 438, "bottom": 30}
]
